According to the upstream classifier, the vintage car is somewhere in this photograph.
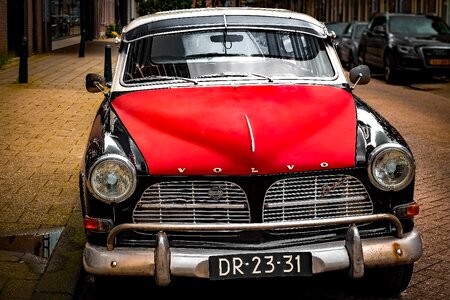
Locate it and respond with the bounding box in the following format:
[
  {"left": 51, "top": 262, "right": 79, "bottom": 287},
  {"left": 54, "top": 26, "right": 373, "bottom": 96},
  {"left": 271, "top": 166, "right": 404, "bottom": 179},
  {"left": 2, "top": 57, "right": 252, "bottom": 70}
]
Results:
[{"left": 80, "top": 7, "right": 423, "bottom": 296}]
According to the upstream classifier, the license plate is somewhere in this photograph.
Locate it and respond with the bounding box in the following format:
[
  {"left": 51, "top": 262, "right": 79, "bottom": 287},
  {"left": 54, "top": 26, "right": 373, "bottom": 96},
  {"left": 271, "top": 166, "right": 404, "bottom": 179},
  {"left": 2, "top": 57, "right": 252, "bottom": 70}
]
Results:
[
  {"left": 429, "top": 59, "right": 450, "bottom": 65},
  {"left": 209, "top": 252, "right": 312, "bottom": 280}
]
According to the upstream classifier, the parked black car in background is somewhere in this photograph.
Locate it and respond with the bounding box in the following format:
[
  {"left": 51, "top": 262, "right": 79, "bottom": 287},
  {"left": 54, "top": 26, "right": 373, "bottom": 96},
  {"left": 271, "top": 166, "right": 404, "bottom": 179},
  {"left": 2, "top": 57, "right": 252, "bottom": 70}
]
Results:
[
  {"left": 338, "top": 21, "right": 368, "bottom": 70},
  {"left": 326, "top": 21, "right": 350, "bottom": 50},
  {"left": 358, "top": 12, "right": 450, "bottom": 83}
]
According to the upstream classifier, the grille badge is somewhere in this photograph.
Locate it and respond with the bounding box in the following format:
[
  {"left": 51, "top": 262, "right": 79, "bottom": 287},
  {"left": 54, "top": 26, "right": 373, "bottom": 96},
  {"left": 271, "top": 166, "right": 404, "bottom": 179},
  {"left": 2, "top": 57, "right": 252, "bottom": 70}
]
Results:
[
  {"left": 432, "top": 49, "right": 448, "bottom": 55},
  {"left": 208, "top": 186, "right": 224, "bottom": 199}
]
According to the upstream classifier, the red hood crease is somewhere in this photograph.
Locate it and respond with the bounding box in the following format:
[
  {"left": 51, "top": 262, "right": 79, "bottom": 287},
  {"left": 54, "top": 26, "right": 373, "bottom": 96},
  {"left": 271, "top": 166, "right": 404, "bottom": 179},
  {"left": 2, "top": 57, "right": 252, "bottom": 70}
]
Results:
[{"left": 112, "top": 85, "right": 357, "bottom": 175}]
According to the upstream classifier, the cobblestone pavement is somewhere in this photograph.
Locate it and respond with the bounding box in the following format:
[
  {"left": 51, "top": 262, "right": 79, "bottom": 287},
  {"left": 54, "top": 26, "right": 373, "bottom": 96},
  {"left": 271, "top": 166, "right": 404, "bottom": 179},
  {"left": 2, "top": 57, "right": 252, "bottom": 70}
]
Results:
[{"left": 0, "top": 39, "right": 448, "bottom": 299}]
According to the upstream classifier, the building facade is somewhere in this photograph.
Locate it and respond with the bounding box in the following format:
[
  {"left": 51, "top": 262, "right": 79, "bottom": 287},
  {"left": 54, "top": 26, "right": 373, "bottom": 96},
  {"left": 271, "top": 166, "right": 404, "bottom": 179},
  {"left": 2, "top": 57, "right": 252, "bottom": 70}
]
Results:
[
  {"left": 0, "top": 0, "right": 449, "bottom": 58},
  {"left": 0, "top": 0, "right": 122, "bottom": 58},
  {"left": 244, "top": 0, "right": 449, "bottom": 24}
]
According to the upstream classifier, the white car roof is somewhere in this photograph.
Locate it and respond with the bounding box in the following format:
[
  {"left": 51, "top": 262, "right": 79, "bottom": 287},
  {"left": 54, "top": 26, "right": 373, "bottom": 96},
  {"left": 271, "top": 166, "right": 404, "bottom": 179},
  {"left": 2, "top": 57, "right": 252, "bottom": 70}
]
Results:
[{"left": 122, "top": 7, "right": 328, "bottom": 42}]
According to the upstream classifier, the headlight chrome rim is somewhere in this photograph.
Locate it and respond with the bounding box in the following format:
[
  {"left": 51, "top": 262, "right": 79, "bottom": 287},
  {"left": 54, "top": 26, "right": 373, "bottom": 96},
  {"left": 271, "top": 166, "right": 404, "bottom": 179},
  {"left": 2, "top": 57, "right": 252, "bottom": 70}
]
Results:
[
  {"left": 368, "top": 143, "right": 415, "bottom": 191},
  {"left": 87, "top": 154, "right": 137, "bottom": 203}
]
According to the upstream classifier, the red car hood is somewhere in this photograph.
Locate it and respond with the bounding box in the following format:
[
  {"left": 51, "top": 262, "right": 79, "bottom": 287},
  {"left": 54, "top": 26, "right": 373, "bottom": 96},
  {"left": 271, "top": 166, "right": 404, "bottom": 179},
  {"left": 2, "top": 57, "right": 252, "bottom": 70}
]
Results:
[{"left": 112, "top": 85, "right": 356, "bottom": 175}]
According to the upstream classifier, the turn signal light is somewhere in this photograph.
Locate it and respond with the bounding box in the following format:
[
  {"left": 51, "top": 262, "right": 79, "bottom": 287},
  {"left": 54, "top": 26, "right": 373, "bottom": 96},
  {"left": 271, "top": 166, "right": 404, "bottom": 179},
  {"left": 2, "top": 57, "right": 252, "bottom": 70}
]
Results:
[
  {"left": 83, "top": 216, "right": 113, "bottom": 232},
  {"left": 394, "top": 203, "right": 420, "bottom": 219}
]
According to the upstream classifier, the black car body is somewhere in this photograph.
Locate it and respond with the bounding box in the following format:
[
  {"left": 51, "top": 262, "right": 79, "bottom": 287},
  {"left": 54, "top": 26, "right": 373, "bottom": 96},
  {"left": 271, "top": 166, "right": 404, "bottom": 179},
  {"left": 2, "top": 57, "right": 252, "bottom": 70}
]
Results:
[
  {"left": 358, "top": 12, "right": 450, "bottom": 83},
  {"left": 80, "top": 8, "right": 422, "bottom": 296},
  {"left": 338, "top": 21, "right": 368, "bottom": 69}
]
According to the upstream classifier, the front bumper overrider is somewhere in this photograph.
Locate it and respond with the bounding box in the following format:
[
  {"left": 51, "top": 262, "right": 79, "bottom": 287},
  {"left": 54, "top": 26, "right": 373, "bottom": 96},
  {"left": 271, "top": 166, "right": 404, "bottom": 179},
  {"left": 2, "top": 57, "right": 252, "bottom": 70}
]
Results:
[{"left": 83, "top": 214, "right": 423, "bottom": 286}]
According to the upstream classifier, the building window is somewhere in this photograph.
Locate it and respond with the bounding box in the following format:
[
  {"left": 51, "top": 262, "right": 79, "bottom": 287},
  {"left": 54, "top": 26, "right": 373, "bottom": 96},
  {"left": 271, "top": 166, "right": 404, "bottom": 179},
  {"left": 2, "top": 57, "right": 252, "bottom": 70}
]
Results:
[{"left": 50, "top": 0, "right": 80, "bottom": 40}]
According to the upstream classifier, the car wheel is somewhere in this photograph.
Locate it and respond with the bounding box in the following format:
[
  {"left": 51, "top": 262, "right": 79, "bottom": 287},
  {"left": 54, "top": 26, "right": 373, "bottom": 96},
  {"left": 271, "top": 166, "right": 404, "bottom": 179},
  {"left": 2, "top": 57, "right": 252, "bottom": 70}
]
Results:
[
  {"left": 363, "top": 263, "right": 414, "bottom": 296},
  {"left": 384, "top": 54, "right": 398, "bottom": 84}
]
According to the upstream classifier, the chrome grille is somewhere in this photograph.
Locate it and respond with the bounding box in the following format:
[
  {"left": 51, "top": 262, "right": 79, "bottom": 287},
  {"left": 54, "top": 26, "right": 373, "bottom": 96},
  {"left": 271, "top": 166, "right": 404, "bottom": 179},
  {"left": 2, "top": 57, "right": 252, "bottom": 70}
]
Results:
[
  {"left": 263, "top": 174, "right": 372, "bottom": 222},
  {"left": 133, "top": 181, "right": 250, "bottom": 224}
]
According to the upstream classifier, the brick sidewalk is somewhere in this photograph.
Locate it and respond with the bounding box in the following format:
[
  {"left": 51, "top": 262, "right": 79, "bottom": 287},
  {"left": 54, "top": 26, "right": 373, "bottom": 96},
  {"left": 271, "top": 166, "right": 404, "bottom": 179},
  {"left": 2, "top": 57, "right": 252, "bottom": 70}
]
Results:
[{"left": 0, "top": 39, "right": 117, "bottom": 299}]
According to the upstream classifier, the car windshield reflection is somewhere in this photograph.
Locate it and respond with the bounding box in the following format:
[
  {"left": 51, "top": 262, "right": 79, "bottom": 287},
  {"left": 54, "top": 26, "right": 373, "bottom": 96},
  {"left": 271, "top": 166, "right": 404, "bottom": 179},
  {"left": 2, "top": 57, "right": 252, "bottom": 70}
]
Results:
[
  {"left": 123, "top": 30, "right": 335, "bottom": 83},
  {"left": 390, "top": 16, "right": 450, "bottom": 35}
]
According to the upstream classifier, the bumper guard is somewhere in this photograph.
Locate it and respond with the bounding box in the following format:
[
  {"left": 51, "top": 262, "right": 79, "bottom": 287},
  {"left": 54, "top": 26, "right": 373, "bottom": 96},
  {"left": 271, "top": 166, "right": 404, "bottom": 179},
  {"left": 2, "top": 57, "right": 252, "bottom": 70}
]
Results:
[{"left": 83, "top": 214, "right": 423, "bottom": 286}]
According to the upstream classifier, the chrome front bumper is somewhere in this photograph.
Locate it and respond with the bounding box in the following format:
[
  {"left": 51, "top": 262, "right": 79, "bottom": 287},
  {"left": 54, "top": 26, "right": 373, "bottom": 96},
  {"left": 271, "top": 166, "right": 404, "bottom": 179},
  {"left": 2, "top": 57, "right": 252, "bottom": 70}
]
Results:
[{"left": 83, "top": 214, "right": 423, "bottom": 286}]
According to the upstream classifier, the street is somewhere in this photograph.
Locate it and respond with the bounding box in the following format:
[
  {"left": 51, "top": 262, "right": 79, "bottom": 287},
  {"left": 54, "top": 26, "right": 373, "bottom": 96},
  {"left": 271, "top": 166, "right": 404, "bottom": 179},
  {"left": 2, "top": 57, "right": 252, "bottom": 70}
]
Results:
[{"left": 75, "top": 75, "right": 450, "bottom": 300}]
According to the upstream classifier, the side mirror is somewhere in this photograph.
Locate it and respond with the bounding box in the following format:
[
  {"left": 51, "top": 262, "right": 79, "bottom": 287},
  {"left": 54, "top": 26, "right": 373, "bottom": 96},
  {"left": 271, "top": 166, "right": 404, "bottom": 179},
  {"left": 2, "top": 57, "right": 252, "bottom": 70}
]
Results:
[
  {"left": 86, "top": 73, "right": 107, "bottom": 93},
  {"left": 349, "top": 65, "right": 371, "bottom": 89}
]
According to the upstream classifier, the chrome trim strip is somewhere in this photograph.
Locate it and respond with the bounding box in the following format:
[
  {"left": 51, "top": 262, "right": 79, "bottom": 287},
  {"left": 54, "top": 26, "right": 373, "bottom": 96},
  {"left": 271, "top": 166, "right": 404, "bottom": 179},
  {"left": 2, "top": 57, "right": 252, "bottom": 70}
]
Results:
[
  {"left": 244, "top": 114, "right": 255, "bottom": 153},
  {"left": 264, "top": 195, "right": 368, "bottom": 208},
  {"left": 138, "top": 203, "right": 247, "bottom": 209},
  {"left": 223, "top": 14, "right": 227, "bottom": 29},
  {"left": 106, "top": 214, "right": 403, "bottom": 250}
]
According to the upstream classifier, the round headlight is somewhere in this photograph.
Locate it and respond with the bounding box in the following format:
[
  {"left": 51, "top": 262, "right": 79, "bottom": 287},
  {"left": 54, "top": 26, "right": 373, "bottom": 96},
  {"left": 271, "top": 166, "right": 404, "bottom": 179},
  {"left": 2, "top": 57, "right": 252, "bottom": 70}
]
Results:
[
  {"left": 88, "top": 154, "right": 136, "bottom": 203},
  {"left": 368, "top": 144, "right": 415, "bottom": 191}
]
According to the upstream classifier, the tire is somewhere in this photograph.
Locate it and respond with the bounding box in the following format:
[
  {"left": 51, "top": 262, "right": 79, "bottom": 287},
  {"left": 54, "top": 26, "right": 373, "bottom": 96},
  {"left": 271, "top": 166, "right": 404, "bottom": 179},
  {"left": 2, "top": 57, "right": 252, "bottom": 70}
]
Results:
[
  {"left": 363, "top": 263, "right": 414, "bottom": 296},
  {"left": 384, "top": 53, "right": 399, "bottom": 84}
]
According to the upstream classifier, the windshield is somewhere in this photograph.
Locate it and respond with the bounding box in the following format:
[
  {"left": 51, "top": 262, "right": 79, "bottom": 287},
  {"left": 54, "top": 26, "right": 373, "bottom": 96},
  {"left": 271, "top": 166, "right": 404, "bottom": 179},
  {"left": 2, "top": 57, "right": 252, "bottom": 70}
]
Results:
[
  {"left": 390, "top": 16, "right": 450, "bottom": 35},
  {"left": 122, "top": 30, "right": 335, "bottom": 83}
]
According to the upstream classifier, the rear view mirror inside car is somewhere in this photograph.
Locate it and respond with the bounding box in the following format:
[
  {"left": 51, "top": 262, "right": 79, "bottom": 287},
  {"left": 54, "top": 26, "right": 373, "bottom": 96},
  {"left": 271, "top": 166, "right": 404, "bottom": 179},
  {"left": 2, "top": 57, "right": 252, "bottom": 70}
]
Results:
[{"left": 210, "top": 34, "right": 244, "bottom": 43}]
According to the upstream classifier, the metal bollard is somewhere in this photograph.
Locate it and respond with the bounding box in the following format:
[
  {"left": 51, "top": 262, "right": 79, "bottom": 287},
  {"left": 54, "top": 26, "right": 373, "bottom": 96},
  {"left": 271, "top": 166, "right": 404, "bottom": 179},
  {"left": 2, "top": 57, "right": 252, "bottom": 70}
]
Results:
[
  {"left": 19, "top": 37, "right": 28, "bottom": 83},
  {"left": 104, "top": 45, "right": 112, "bottom": 83},
  {"left": 79, "top": 29, "right": 85, "bottom": 58}
]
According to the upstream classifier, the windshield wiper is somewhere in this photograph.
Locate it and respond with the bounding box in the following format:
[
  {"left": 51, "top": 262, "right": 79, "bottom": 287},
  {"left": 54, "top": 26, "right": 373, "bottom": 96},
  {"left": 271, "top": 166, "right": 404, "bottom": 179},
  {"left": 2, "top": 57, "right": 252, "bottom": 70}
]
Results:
[
  {"left": 196, "top": 72, "right": 273, "bottom": 82},
  {"left": 185, "top": 53, "right": 246, "bottom": 59},
  {"left": 125, "top": 75, "right": 198, "bottom": 85},
  {"left": 250, "top": 73, "right": 274, "bottom": 82}
]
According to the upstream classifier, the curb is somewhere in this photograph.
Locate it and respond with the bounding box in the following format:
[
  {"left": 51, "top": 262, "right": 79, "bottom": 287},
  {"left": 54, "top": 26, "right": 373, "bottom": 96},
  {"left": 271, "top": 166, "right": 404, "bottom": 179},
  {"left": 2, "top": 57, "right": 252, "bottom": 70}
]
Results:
[{"left": 33, "top": 209, "right": 86, "bottom": 300}]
